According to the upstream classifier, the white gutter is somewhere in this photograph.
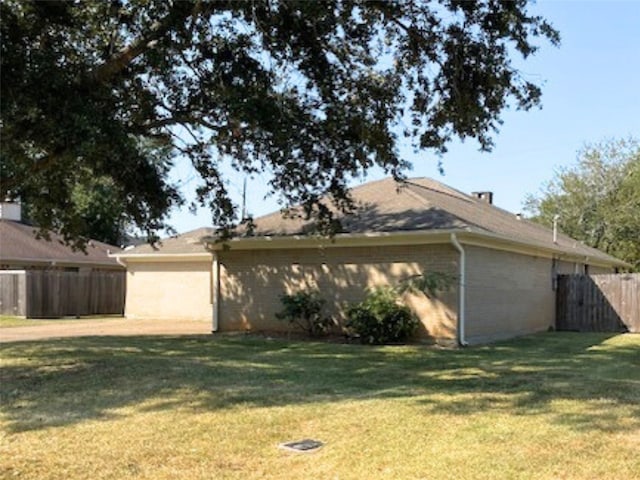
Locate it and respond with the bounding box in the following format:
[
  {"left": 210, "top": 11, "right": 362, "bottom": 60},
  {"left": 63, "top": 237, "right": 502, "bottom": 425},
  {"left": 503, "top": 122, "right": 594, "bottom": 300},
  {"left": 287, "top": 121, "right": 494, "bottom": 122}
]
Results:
[
  {"left": 113, "top": 255, "right": 127, "bottom": 268},
  {"left": 211, "top": 252, "right": 220, "bottom": 333},
  {"left": 204, "top": 229, "right": 462, "bottom": 251},
  {"left": 202, "top": 229, "right": 627, "bottom": 267},
  {"left": 5, "top": 256, "right": 121, "bottom": 268},
  {"left": 450, "top": 233, "right": 468, "bottom": 347},
  {"left": 111, "top": 252, "right": 213, "bottom": 262}
]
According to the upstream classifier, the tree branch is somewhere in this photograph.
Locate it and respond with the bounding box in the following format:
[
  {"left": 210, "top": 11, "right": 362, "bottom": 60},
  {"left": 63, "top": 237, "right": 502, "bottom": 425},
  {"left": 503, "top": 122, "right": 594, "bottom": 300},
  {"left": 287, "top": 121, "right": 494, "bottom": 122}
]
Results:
[{"left": 90, "top": 3, "right": 201, "bottom": 84}]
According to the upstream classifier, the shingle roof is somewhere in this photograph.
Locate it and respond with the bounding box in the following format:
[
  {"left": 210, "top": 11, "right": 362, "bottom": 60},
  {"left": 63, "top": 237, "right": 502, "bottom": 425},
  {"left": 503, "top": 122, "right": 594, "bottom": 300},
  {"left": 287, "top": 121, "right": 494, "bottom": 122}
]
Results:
[
  {"left": 121, "top": 177, "right": 626, "bottom": 267},
  {"left": 122, "top": 227, "right": 216, "bottom": 255},
  {"left": 248, "top": 177, "right": 625, "bottom": 265},
  {"left": 0, "top": 220, "right": 121, "bottom": 268},
  {"left": 251, "top": 177, "right": 470, "bottom": 235}
]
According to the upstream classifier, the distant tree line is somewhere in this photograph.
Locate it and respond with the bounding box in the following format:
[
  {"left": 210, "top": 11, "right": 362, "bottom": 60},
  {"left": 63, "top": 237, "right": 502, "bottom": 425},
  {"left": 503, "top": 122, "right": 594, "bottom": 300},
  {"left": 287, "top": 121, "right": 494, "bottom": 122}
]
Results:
[{"left": 525, "top": 138, "right": 640, "bottom": 271}]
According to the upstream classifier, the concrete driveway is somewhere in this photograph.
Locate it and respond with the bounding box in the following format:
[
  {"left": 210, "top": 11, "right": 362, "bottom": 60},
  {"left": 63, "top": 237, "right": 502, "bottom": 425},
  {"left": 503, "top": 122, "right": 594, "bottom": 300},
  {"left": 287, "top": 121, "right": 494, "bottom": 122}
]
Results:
[{"left": 0, "top": 318, "right": 213, "bottom": 343}]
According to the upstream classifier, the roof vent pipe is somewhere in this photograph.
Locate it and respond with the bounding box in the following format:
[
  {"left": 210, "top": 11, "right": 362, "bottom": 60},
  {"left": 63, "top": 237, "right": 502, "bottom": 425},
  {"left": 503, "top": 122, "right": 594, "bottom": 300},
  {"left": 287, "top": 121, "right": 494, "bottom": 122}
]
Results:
[{"left": 553, "top": 215, "right": 560, "bottom": 244}]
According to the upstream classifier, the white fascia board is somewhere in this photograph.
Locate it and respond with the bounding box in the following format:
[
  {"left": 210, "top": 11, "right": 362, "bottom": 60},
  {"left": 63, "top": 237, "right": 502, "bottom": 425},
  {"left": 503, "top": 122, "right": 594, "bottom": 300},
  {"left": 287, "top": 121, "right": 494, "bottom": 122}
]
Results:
[
  {"left": 110, "top": 252, "right": 213, "bottom": 263},
  {"left": 1, "top": 257, "right": 122, "bottom": 268},
  {"left": 456, "top": 232, "right": 629, "bottom": 268},
  {"left": 206, "top": 229, "right": 627, "bottom": 268},
  {"left": 110, "top": 229, "right": 626, "bottom": 269},
  {"left": 205, "top": 230, "right": 460, "bottom": 250}
]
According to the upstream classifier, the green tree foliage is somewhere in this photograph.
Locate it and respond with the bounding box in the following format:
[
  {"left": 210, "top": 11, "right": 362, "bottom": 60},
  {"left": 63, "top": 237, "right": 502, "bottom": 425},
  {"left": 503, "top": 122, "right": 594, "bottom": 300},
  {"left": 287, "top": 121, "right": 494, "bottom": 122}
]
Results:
[
  {"left": 524, "top": 138, "right": 640, "bottom": 271},
  {"left": 21, "top": 173, "right": 128, "bottom": 246},
  {"left": 1, "top": 0, "right": 559, "bottom": 246},
  {"left": 17, "top": 141, "right": 171, "bottom": 248}
]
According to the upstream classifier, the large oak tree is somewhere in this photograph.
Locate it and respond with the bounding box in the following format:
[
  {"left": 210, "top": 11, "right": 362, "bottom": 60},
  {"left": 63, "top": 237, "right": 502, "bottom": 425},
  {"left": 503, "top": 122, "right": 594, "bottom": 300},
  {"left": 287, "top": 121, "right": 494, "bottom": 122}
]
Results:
[{"left": 1, "top": 0, "right": 559, "bottom": 246}]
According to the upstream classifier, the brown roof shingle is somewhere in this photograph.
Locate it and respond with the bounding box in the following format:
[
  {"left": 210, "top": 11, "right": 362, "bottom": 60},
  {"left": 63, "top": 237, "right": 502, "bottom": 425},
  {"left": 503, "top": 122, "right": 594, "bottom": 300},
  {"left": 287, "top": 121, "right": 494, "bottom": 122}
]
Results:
[
  {"left": 121, "top": 227, "right": 216, "bottom": 255},
  {"left": 0, "top": 220, "right": 121, "bottom": 268},
  {"left": 248, "top": 177, "right": 625, "bottom": 265},
  {"left": 121, "top": 177, "right": 626, "bottom": 267}
]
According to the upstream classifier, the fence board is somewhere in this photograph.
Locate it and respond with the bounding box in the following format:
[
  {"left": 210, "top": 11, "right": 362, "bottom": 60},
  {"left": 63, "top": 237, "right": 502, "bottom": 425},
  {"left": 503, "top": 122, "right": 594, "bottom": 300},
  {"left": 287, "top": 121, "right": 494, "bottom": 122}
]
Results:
[
  {"left": 0, "top": 271, "right": 26, "bottom": 316},
  {"left": 557, "top": 274, "right": 640, "bottom": 333},
  {"left": 24, "top": 270, "right": 125, "bottom": 318}
]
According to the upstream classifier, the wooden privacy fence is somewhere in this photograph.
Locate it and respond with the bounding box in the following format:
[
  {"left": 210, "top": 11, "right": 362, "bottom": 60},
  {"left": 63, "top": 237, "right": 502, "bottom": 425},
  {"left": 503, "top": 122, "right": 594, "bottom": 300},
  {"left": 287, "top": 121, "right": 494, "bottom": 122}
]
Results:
[
  {"left": 556, "top": 274, "right": 640, "bottom": 333},
  {"left": 0, "top": 271, "right": 26, "bottom": 316},
  {"left": 0, "top": 270, "right": 125, "bottom": 318}
]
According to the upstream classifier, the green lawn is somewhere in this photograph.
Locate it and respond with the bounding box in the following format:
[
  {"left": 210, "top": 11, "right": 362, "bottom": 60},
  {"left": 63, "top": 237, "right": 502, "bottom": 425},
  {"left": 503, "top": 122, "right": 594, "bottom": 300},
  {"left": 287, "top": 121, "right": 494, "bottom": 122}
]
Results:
[
  {"left": 1, "top": 332, "right": 638, "bottom": 480},
  {"left": 0, "top": 315, "right": 120, "bottom": 328},
  {"left": 0, "top": 316, "right": 37, "bottom": 327}
]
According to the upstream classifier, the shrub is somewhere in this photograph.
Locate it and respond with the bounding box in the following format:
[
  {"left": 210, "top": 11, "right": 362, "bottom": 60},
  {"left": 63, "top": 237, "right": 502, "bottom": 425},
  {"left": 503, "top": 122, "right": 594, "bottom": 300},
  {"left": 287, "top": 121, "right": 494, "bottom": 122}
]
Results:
[
  {"left": 345, "top": 287, "right": 418, "bottom": 344},
  {"left": 275, "top": 289, "right": 333, "bottom": 337}
]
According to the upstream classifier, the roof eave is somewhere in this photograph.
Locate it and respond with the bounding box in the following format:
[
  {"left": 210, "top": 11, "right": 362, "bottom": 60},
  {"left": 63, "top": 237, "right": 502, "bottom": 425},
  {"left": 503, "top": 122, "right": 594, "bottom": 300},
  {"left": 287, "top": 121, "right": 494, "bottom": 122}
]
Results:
[
  {"left": 204, "top": 229, "right": 465, "bottom": 250},
  {"left": 455, "top": 231, "right": 630, "bottom": 268},
  {"left": 110, "top": 252, "right": 213, "bottom": 262},
  {"left": 206, "top": 229, "right": 628, "bottom": 268},
  {"left": 0, "top": 256, "right": 123, "bottom": 269},
  {"left": 110, "top": 228, "right": 628, "bottom": 269}
]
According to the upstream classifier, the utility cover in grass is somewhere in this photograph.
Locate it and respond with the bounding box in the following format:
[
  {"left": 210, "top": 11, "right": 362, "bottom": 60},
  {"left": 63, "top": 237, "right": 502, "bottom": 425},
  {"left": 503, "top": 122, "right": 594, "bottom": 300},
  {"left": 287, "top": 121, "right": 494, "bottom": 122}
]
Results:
[{"left": 279, "top": 439, "right": 324, "bottom": 453}]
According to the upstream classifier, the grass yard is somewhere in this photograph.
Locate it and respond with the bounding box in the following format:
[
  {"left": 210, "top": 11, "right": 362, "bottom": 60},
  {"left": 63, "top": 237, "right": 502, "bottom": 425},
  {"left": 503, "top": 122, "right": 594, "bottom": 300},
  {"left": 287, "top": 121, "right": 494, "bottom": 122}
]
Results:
[
  {"left": 1, "top": 332, "right": 639, "bottom": 480},
  {"left": 0, "top": 316, "right": 120, "bottom": 328},
  {"left": 0, "top": 316, "right": 40, "bottom": 328}
]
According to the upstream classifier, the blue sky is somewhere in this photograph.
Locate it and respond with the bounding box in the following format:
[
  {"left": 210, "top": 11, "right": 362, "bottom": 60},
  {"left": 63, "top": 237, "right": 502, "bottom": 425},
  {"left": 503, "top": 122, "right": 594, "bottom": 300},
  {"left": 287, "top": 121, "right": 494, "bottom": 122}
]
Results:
[{"left": 166, "top": 0, "right": 640, "bottom": 234}]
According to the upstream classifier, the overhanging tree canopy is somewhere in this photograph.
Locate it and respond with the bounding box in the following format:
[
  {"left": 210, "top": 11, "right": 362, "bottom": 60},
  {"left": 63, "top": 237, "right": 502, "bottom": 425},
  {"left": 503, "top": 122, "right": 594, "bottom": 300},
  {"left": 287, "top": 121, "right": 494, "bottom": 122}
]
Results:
[{"left": 1, "top": 0, "right": 559, "bottom": 246}]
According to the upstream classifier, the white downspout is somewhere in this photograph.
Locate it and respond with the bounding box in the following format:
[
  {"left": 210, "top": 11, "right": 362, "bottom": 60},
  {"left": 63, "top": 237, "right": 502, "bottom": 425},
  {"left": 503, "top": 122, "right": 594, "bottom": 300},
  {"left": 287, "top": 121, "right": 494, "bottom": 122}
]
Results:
[
  {"left": 211, "top": 252, "right": 220, "bottom": 333},
  {"left": 450, "top": 233, "right": 468, "bottom": 347},
  {"left": 111, "top": 254, "right": 127, "bottom": 318}
]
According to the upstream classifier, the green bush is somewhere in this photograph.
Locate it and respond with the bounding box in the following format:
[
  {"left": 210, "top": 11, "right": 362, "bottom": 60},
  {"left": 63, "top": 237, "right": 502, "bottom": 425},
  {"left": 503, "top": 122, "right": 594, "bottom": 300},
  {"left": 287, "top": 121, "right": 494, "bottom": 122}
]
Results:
[
  {"left": 345, "top": 287, "right": 418, "bottom": 344},
  {"left": 275, "top": 289, "right": 333, "bottom": 337}
]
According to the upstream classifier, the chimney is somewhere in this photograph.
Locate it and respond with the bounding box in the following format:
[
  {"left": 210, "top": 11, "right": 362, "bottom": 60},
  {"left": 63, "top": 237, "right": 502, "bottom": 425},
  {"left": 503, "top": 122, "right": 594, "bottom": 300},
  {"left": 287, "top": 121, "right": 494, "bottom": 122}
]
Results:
[
  {"left": 471, "top": 191, "right": 493, "bottom": 204},
  {"left": 0, "top": 201, "right": 22, "bottom": 221}
]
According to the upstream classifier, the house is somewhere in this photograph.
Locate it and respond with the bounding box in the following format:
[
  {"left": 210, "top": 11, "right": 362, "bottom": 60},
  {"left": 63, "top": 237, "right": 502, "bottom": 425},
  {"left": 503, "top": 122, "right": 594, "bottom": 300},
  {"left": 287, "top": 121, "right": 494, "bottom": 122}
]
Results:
[
  {"left": 0, "top": 202, "right": 122, "bottom": 271},
  {"left": 113, "top": 177, "right": 628, "bottom": 345},
  {"left": 0, "top": 202, "right": 124, "bottom": 317}
]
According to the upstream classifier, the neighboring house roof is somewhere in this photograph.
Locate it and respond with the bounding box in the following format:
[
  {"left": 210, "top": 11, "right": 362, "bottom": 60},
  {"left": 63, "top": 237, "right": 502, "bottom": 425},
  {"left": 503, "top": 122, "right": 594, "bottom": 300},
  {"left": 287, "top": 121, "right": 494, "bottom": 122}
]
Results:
[
  {"left": 119, "top": 227, "right": 216, "bottom": 256},
  {"left": 0, "top": 220, "right": 122, "bottom": 268},
  {"left": 116, "top": 177, "right": 627, "bottom": 268}
]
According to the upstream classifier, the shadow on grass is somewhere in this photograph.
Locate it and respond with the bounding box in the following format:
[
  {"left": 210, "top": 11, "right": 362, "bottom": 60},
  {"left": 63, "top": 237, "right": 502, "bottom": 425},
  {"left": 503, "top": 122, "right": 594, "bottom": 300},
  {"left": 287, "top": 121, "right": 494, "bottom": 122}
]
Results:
[{"left": 1, "top": 332, "right": 638, "bottom": 434}]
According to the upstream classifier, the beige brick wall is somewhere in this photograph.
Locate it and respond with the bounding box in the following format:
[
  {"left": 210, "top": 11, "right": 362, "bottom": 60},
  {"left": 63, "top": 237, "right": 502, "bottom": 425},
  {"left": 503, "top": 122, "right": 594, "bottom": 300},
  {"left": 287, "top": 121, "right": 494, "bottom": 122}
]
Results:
[
  {"left": 125, "top": 260, "right": 212, "bottom": 321},
  {"left": 464, "top": 246, "right": 555, "bottom": 344},
  {"left": 219, "top": 244, "right": 459, "bottom": 341}
]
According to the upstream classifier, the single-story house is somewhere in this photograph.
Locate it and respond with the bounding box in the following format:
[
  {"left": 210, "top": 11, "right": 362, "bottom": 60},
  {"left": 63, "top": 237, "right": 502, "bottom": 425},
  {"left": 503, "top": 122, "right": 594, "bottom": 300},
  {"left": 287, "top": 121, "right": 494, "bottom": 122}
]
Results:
[
  {"left": 0, "top": 202, "right": 124, "bottom": 317},
  {"left": 0, "top": 202, "right": 122, "bottom": 272},
  {"left": 113, "top": 177, "right": 628, "bottom": 345}
]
